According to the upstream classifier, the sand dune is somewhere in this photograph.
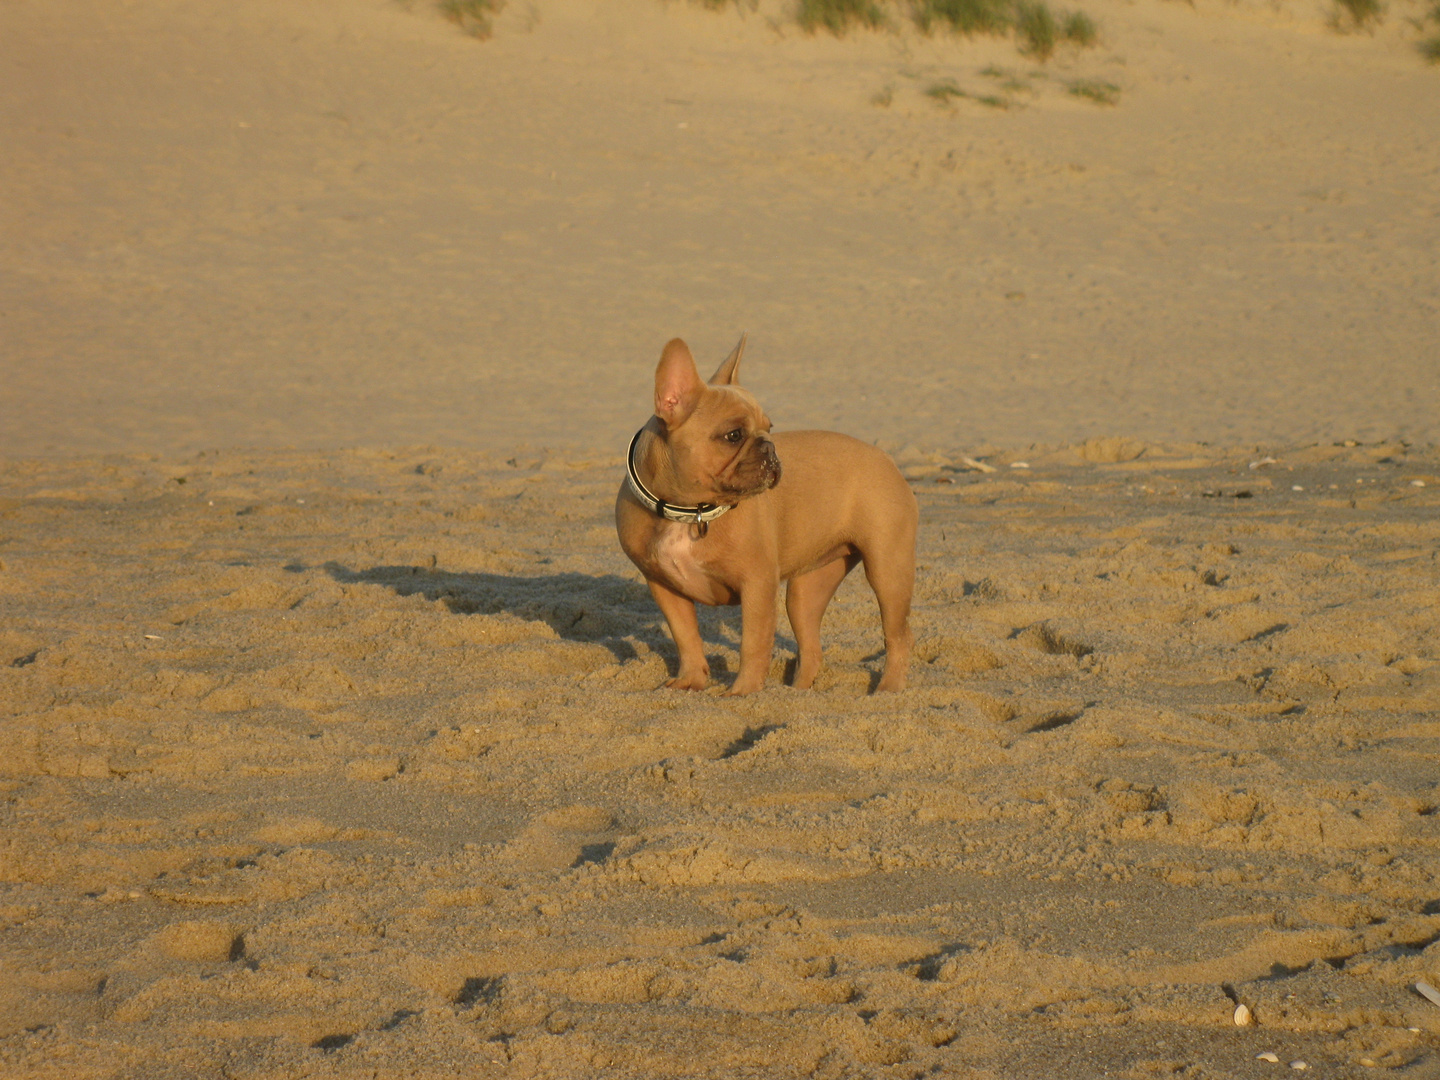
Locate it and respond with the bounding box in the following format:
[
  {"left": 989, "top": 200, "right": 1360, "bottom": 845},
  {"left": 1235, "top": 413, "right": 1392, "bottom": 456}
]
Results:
[{"left": 3, "top": 0, "right": 1438, "bottom": 456}]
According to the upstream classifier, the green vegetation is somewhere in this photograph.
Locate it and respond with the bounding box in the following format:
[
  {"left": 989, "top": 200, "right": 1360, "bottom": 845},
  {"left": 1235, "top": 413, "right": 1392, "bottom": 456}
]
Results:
[
  {"left": 798, "top": 0, "right": 889, "bottom": 33},
  {"left": 1067, "top": 77, "right": 1120, "bottom": 103},
  {"left": 1327, "top": 0, "right": 1383, "bottom": 31},
  {"left": 914, "top": 0, "right": 1012, "bottom": 36},
  {"left": 1012, "top": 2, "right": 1096, "bottom": 57},
  {"left": 434, "top": 0, "right": 1433, "bottom": 70},
  {"left": 1061, "top": 10, "right": 1098, "bottom": 45},
  {"left": 925, "top": 78, "right": 967, "bottom": 101},
  {"left": 438, "top": 0, "right": 504, "bottom": 37},
  {"left": 1420, "top": 0, "right": 1440, "bottom": 60},
  {"left": 912, "top": 0, "right": 1097, "bottom": 56},
  {"left": 979, "top": 65, "right": 1039, "bottom": 94},
  {"left": 1014, "top": 0, "right": 1058, "bottom": 58},
  {"left": 742, "top": 0, "right": 1099, "bottom": 57},
  {"left": 925, "top": 78, "right": 1012, "bottom": 107}
]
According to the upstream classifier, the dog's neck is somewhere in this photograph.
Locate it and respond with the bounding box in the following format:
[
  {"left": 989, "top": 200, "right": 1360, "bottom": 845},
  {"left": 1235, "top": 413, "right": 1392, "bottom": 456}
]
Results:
[{"left": 634, "top": 422, "right": 704, "bottom": 507}]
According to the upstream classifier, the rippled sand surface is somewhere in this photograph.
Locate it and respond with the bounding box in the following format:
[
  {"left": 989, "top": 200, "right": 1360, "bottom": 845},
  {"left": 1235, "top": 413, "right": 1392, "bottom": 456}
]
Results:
[{"left": 3, "top": 443, "right": 1438, "bottom": 1076}]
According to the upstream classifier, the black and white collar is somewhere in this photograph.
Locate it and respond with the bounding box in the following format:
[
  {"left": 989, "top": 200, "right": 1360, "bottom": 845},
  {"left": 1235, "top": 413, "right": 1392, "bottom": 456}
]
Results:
[{"left": 626, "top": 428, "right": 732, "bottom": 530}]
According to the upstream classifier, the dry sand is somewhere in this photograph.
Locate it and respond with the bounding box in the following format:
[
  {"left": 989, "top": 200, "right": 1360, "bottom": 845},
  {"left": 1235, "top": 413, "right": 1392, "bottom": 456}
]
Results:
[
  {"left": 3, "top": 0, "right": 1440, "bottom": 1077},
  {"left": 3, "top": 444, "right": 1439, "bottom": 1078}
]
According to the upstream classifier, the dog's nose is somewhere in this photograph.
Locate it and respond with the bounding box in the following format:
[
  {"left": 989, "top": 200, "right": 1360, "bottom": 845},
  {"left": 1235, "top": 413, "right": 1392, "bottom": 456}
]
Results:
[{"left": 761, "top": 441, "right": 782, "bottom": 487}]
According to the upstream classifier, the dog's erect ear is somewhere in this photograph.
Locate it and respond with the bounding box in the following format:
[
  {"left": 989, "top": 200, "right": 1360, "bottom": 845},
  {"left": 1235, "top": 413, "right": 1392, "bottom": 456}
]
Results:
[
  {"left": 709, "top": 331, "right": 747, "bottom": 386},
  {"left": 654, "top": 339, "right": 705, "bottom": 429}
]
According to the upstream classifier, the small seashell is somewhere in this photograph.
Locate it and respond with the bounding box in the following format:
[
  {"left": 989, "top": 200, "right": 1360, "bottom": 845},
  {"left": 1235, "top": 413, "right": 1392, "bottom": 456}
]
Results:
[
  {"left": 1291, "top": 485, "right": 1304, "bottom": 492},
  {"left": 1009, "top": 461, "right": 1030, "bottom": 470},
  {"left": 1359, "top": 1058, "right": 1377, "bottom": 1067},
  {"left": 1256, "top": 1052, "right": 1280, "bottom": 1063},
  {"left": 1415, "top": 980, "right": 1440, "bottom": 1007},
  {"left": 1249, "top": 457, "right": 1278, "bottom": 470},
  {"left": 1412, "top": 480, "right": 1427, "bottom": 487},
  {"left": 1234, "top": 1003, "right": 1253, "bottom": 1026},
  {"left": 1290, "top": 1061, "right": 1308, "bottom": 1071}
]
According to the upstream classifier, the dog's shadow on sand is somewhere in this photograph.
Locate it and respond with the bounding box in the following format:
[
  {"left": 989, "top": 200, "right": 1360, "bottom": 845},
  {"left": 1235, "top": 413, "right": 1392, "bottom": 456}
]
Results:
[{"left": 316, "top": 562, "right": 780, "bottom": 676}]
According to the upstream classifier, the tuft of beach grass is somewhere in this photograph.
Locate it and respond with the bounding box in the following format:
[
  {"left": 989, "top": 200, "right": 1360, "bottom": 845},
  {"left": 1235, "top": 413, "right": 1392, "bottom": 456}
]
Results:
[
  {"left": 925, "top": 78, "right": 967, "bottom": 101},
  {"left": 798, "top": 0, "right": 890, "bottom": 33},
  {"left": 1014, "top": 0, "right": 1058, "bottom": 58},
  {"left": 925, "top": 78, "right": 1013, "bottom": 107},
  {"left": 1326, "top": 0, "right": 1383, "bottom": 31},
  {"left": 438, "top": 0, "right": 505, "bottom": 37},
  {"left": 1067, "top": 77, "right": 1120, "bottom": 103},
  {"left": 1060, "top": 10, "right": 1098, "bottom": 45},
  {"left": 1419, "top": 0, "right": 1440, "bottom": 60},
  {"left": 913, "top": 0, "right": 1013, "bottom": 36},
  {"left": 794, "top": 0, "right": 1100, "bottom": 56}
]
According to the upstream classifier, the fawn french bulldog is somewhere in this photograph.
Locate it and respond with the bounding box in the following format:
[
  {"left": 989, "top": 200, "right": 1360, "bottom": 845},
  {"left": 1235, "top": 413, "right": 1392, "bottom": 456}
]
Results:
[{"left": 615, "top": 334, "right": 916, "bottom": 695}]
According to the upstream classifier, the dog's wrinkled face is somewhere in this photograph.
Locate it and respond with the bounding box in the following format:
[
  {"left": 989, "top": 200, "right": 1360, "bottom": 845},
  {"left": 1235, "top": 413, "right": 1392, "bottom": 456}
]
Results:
[
  {"left": 670, "top": 385, "right": 781, "bottom": 504},
  {"left": 652, "top": 336, "right": 782, "bottom": 506}
]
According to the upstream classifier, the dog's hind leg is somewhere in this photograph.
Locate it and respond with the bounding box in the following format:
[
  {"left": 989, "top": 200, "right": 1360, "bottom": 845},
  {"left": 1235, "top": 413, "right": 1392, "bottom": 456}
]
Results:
[
  {"left": 862, "top": 524, "right": 916, "bottom": 694},
  {"left": 785, "top": 553, "right": 860, "bottom": 689}
]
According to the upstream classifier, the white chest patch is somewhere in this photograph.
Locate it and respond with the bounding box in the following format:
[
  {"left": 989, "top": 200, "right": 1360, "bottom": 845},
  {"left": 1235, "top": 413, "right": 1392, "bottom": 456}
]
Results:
[{"left": 652, "top": 525, "right": 708, "bottom": 596}]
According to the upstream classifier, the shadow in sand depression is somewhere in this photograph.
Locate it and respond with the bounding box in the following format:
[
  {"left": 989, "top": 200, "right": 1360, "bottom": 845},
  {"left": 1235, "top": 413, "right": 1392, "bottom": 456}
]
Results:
[
  {"left": 320, "top": 562, "right": 659, "bottom": 659},
  {"left": 318, "top": 563, "right": 794, "bottom": 677}
]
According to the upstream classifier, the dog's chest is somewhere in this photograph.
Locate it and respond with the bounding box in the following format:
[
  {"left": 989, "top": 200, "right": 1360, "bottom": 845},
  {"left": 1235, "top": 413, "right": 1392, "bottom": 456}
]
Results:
[{"left": 647, "top": 525, "right": 725, "bottom": 602}]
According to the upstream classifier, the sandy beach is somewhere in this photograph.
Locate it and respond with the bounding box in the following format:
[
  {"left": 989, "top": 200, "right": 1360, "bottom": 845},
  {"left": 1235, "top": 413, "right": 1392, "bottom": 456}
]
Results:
[{"left": 2, "top": 0, "right": 1439, "bottom": 1076}]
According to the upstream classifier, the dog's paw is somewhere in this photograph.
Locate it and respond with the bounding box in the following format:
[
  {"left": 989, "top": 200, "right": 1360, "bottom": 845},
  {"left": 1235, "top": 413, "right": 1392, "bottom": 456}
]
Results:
[
  {"left": 664, "top": 672, "right": 709, "bottom": 692},
  {"left": 722, "top": 678, "right": 766, "bottom": 697}
]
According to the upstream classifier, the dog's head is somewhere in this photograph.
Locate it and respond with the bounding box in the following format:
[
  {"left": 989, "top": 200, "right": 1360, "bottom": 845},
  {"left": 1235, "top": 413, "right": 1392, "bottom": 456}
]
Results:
[{"left": 648, "top": 334, "right": 781, "bottom": 505}]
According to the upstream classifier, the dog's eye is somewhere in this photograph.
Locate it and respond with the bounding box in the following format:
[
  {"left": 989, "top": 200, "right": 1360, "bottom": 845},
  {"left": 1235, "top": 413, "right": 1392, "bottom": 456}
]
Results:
[{"left": 724, "top": 429, "right": 745, "bottom": 444}]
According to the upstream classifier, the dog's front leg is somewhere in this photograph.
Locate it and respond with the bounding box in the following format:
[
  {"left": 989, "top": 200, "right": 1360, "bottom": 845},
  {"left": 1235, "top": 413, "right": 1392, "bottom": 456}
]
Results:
[
  {"left": 725, "top": 575, "right": 779, "bottom": 696},
  {"left": 648, "top": 579, "right": 710, "bottom": 690}
]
